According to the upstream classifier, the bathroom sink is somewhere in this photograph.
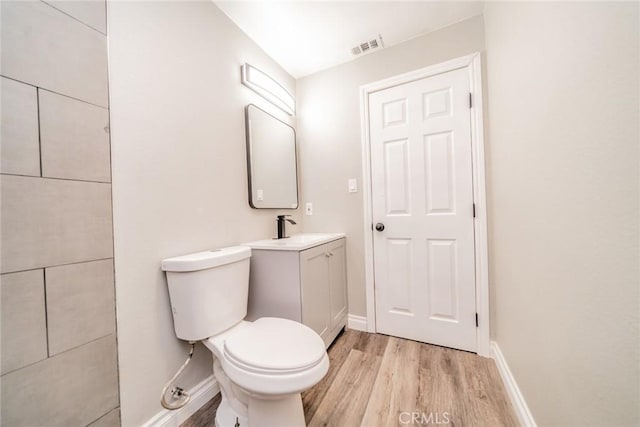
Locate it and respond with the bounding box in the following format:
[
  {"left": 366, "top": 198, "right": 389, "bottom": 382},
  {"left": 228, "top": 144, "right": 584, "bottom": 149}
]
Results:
[{"left": 243, "top": 233, "right": 346, "bottom": 251}]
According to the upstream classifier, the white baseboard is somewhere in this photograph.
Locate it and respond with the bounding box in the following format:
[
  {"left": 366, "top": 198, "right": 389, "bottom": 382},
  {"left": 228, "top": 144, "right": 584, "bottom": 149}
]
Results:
[
  {"left": 491, "top": 342, "right": 537, "bottom": 427},
  {"left": 142, "top": 375, "right": 220, "bottom": 427},
  {"left": 347, "top": 314, "right": 368, "bottom": 331}
]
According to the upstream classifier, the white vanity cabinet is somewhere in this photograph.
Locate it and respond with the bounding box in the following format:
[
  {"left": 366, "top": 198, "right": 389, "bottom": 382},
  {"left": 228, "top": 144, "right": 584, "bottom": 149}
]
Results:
[
  {"left": 299, "top": 239, "right": 347, "bottom": 345},
  {"left": 244, "top": 234, "right": 347, "bottom": 348}
]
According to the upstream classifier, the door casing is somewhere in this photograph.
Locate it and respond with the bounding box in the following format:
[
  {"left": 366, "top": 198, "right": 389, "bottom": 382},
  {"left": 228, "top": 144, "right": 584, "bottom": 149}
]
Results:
[{"left": 359, "top": 52, "right": 490, "bottom": 357}]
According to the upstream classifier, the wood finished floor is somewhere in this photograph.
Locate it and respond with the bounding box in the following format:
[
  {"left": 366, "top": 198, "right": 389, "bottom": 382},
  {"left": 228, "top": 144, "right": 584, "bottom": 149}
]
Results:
[{"left": 181, "top": 329, "right": 518, "bottom": 427}]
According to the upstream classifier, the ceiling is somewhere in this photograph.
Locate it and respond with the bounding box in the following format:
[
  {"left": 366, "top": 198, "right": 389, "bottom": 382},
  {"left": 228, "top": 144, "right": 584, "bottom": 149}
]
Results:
[{"left": 215, "top": 1, "right": 484, "bottom": 78}]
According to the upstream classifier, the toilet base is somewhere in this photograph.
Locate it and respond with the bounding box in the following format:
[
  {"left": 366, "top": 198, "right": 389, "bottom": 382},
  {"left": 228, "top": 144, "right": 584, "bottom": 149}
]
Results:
[
  {"left": 215, "top": 395, "right": 247, "bottom": 427},
  {"left": 214, "top": 392, "right": 305, "bottom": 427},
  {"left": 212, "top": 356, "right": 307, "bottom": 427},
  {"left": 246, "top": 393, "right": 305, "bottom": 427}
]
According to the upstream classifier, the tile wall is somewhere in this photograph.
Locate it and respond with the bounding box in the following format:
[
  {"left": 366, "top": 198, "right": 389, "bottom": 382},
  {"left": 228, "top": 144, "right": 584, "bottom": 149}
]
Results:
[{"left": 1, "top": 1, "right": 119, "bottom": 425}]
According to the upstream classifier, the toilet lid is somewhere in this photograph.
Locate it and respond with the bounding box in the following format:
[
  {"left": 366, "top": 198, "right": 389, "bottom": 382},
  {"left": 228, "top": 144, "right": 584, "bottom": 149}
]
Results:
[{"left": 224, "top": 318, "right": 326, "bottom": 372}]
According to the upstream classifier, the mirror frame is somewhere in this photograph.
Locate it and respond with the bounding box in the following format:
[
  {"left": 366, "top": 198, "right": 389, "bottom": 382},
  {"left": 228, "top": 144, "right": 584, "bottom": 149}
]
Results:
[{"left": 245, "top": 104, "right": 299, "bottom": 209}]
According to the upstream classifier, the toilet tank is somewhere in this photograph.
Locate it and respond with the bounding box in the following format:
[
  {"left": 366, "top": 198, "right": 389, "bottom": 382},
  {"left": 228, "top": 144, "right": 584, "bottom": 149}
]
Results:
[{"left": 161, "top": 246, "right": 251, "bottom": 341}]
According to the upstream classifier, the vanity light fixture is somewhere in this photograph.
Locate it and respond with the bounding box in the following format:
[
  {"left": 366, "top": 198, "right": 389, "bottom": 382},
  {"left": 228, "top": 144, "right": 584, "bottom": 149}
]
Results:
[{"left": 241, "top": 63, "right": 295, "bottom": 116}]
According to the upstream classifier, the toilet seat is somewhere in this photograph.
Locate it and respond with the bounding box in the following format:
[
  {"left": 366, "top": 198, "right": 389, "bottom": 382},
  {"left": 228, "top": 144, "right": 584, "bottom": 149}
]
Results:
[
  {"left": 224, "top": 317, "right": 326, "bottom": 374},
  {"left": 205, "top": 318, "right": 329, "bottom": 396}
]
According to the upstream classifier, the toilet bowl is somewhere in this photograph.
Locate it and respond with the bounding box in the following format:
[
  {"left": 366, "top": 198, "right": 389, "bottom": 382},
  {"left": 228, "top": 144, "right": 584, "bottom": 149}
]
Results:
[
  {"left": 161, "top": 246, "right": 329, "bottom": 427},
  {"left": 204, "top": 318, "right": 328, "bottom": 427}
]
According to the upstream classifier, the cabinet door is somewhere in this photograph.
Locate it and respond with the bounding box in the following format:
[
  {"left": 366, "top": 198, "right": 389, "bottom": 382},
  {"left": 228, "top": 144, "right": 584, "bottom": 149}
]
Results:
[
  {"left": 300, "top": 244, "right": 331, "bottom": 341},
  {"left": 328, "top": 239, "right": 347, "bottom": 329}
]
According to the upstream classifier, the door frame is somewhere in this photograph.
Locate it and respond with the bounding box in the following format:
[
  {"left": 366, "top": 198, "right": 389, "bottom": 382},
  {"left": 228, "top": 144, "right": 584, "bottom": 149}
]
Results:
[{"left": 359, "top": 52, "right": 490, "bottom": 357}]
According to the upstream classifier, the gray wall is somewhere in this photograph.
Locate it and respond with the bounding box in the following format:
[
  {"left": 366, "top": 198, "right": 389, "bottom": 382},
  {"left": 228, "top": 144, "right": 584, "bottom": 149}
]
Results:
[
  {"left": 106, "top": 2, "right": 300, "bottom": 425},
  {"left": 484, "top": 2, "right": 639, "bottom": 425},
  {"left": 1, "top": 1, "right": 119, "bottom": 426},
  {"left": 296, "top": 15, "right": 485, "bottom": 317}
]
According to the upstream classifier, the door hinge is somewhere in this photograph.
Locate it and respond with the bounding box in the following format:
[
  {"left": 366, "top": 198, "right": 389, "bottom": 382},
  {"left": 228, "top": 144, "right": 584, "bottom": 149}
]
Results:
[
  {"left": 473, "top": 203, "right": 476, "bottom": 218},
  {"left": 469, "top": 92, "right": 472, "bottom": 108},
  {"left": 475, "top": 313, "right": 479, "bottom": 327}
]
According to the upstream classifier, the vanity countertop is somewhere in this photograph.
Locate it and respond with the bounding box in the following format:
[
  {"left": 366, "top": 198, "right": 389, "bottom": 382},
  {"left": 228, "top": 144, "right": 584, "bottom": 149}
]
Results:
[{"left": 243, "top": 233, "right": 346, "bottom": 251}]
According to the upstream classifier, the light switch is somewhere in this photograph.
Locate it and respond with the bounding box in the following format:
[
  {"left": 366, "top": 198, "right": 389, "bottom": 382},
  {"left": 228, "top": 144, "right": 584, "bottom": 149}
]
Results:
[
  {"left": 305, "top": 202, "right": 313, "bottom": 215},
  {"left": 348, "top": 178, "right": 358, "bottom": 193},
  {"left": 257, "top": 189, "right": 264, "bottom": 201}
]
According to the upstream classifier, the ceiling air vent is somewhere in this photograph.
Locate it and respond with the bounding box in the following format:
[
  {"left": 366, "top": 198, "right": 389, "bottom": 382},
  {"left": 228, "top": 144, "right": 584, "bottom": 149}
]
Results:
[{"left": 351, "top": 35, "right": 384, "bottom": 57}]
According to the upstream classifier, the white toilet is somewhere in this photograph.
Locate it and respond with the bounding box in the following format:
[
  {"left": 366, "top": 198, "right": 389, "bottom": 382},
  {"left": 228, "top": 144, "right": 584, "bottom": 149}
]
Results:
[{"left": 161, "top": 246, "right": 329, "bottom": 427}]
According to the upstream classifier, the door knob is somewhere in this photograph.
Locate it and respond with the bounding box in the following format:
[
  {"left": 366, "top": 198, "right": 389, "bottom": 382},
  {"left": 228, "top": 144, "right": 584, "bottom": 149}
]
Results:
[{"left": 375, "top": 223, "right": 385, "bottom": 232}]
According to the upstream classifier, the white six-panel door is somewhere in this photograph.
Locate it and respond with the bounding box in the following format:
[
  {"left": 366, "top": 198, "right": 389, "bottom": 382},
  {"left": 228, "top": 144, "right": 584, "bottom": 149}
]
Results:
[{"left": 369, "top": 67, "right": 476, "bottom": 352}]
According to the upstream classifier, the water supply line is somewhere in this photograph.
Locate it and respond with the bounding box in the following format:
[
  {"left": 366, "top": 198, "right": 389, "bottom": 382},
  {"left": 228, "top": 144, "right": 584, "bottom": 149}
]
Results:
[{"left": 160, "top": 341, "right": 196, "bottom": 410}]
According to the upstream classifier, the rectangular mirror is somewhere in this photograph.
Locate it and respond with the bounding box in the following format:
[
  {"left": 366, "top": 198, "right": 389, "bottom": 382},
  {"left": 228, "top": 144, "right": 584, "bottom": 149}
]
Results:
[{"left": 245, "top": 104, "right": 299, "bottom": 209}]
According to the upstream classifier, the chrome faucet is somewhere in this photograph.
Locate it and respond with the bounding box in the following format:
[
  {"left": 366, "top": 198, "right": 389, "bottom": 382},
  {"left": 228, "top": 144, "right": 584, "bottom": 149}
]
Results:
[{"left": 276, "top": 215, "right": 296, "bottom": 239}]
